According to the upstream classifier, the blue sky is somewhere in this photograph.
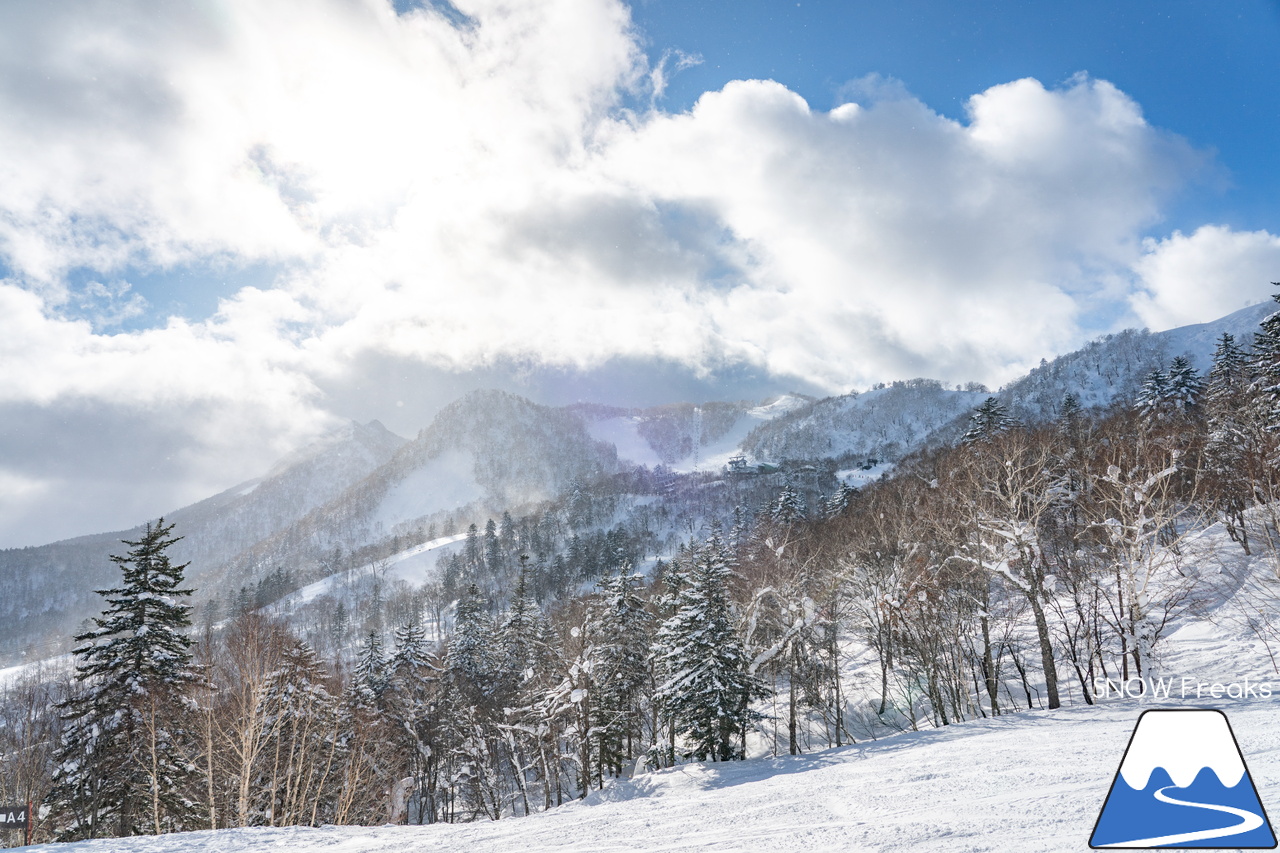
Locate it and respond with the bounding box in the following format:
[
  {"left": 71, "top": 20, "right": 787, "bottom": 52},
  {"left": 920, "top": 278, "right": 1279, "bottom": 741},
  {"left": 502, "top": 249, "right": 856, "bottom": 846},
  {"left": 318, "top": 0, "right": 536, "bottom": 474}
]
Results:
[
  {"left": 1, "top": 0, "right": 1279, "bottom": 545},
  {"left": 632, "top": 0, "right": 1280, "bottom": 233}
]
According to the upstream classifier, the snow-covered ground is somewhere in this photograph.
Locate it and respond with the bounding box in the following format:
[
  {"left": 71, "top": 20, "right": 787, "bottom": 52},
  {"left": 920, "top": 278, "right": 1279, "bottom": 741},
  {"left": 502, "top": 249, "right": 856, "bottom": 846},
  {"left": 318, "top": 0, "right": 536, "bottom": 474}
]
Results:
[
  {"left": 40, "top": 696, "right": 1280, "bottom": 853},
  {"left": 584, "top": 396, "right": 810, "bottom": 473},
  {"left": 41, "top": 551, "right": 1280, "bottom": 853},
  {"left": 270, "top": 533, "right": 469, "bottom": 613},
  {"left": 371, "top": 450, "right": 483, "bottom": 532},
  {"left": 836, "top": 461, "right": 894, "bottom": 489},
  {"left": 36, "top": 501, "right": 1280, "bottom": 852}
]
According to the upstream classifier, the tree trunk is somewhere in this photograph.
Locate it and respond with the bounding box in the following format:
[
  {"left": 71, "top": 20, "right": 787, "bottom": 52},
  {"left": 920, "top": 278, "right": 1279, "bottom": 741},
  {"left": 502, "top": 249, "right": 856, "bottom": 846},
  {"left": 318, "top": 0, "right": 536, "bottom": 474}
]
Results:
[{"left": 1027, "top": 590, "right": 1061, "bottom": 709}]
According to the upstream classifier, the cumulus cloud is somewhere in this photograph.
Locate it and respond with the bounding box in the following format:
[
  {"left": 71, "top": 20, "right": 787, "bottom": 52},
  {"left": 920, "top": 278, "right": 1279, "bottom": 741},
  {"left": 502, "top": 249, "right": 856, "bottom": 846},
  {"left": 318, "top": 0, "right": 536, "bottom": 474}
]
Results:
[
  {"left": 0, "top": 0, "right": 1266, "bottom": 543},
  {"left": 1130, "top": 225, "right": 1280, "bottom": 330}
]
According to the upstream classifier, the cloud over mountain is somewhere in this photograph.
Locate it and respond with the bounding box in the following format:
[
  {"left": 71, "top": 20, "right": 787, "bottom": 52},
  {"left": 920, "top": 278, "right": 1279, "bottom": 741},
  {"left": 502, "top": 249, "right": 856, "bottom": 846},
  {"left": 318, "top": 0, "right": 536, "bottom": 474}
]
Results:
[{"left": 0, "top": 0, "right": 1274, "bottom": 544}]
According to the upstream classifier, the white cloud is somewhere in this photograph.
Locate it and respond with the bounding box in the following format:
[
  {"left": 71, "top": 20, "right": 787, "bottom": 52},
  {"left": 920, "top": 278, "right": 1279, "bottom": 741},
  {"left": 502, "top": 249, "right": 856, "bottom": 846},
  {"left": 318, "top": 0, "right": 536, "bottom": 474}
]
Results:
[
  {"left": 0, "top": 0, "right": 1249, "bottom": 542},
  {"left": 1130, "top": 225, "right": 1280, "bottom": 330}
]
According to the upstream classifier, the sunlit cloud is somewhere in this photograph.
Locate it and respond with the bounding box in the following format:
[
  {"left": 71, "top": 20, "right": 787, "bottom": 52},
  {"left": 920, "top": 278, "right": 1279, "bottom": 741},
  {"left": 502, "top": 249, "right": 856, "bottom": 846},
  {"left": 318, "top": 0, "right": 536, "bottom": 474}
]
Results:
[{"left": 0, "top": 0, "right": 1274, "bottom": 544}]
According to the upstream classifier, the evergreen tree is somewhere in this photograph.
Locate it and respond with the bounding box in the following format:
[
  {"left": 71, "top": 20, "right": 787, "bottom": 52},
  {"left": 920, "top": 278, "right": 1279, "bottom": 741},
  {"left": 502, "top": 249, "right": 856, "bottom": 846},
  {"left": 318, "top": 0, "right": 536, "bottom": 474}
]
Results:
[
  {"left": 499, "top": 558, "right": 545, "bottom": 699},
  {"left": 50, "top": 519, "right": 200, "bottom": 839},
  {"left": 390, "top": 621, "right": 433, "bottom": 675},
  {"left": 1135, "top": 368, "right": 1169, "bottom": 420},
  {"left": 653, "top": 535, "right": 761, "bottom": 762},
  {"left": 447, "top": 585, "right": 498, "bottom": 704},
  {"left": 483, "top": 518, "right": 502, "bottom": 578},
  {"left": 770, "top": 485, "right": 805, "bottom": 525},
  {"left": 824, "top": 484, "right": 856, "bottom": 519},
  {"left": 353, "top": 631, "right": 387, "bottom": 704},
  {"left": 256, "top": 639, "right": 339, "bottom": 827},
  {"left": 464, "top": 523, "right": 481, "bottom": 572},
  {"left": 1205, "top": 332, "right": 1257, "bottom": 549},
  {"left": 962, "top": 397, "right": 1015, "bottom": 445},
  {"left": 589, "top": 563, "right": 651, "bottom": 777},
  {"left": 1058, "top": 391, "right": 1083, "bottom": 429},
  {"left": 1251, "top": 284, "right": 1280, "bottom": 431},
  {"left": 1167, "top": 356, "right": 1204, "bottom": 414}
]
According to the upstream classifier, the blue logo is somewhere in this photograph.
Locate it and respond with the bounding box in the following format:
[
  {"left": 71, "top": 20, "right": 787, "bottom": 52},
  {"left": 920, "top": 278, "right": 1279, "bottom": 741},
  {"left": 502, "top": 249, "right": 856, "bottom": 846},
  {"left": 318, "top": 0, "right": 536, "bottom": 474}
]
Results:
[{"left": 1091, "top": 709, "right": 1276, "bottom": 848}]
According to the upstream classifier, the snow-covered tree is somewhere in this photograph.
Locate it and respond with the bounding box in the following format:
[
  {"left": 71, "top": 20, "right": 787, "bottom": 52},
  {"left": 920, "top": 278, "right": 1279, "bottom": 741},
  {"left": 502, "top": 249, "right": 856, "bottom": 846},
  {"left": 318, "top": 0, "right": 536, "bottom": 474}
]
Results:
[
  {"left": 769, "top": 485, "right": 805, "bottom": 525},
  {"left": 447, "top": 584, "right": 498, "bottom": 704},
  {"left": 962, "top": 397, "right": 1015, "bottom": 445},
  {"left": 589, "top": 563, "right": 651, "bottom": 777},
  {"left": 1204, "top": 333, "right": 1256, "bottom": 549},
  {"left": 1166, "top": 356, "right": 1204, "bottom": 413},
  {"left": 256, "top": 639, "right": 340, "bottom": 827},
  {"left": 352, "top": 631, "right": 387, "bottom": 704},
  {"left": 498, "top": 558, "right": 549, "bottom": 706},
  {"left": 1250, "top": 285, "right": 1280, "bottom": 432},
  {"left": 653, "top": 535, "right": 761, "bottom": 763},
  {"left": 50, "top": 519, "right": 201, "bottom": 839},
  {"left": 390, "top": 621, "right": 433, "bottom": 676},
  {"left": 1135, "top": 368, "right": 1172, "bottom": 422}
]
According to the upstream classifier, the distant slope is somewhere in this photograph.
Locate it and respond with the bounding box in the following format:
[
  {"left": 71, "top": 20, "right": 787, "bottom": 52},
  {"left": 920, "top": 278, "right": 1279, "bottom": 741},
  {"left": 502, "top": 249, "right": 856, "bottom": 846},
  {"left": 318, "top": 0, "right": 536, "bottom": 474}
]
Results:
[
  {"left": 575, "top": 395, "right": 811, "bottom": 470},
  {"left": 0, "top": 420, "right": 406, "bottom": 661},
  {"left": 741, "top": 379, "right": 990, "bottom": 465},
  {"left": 215, "top": 390, "right": 624, "bottom": 581},
  {"left": 747, "top": 302, "right": 1274, "bottom": 465}
]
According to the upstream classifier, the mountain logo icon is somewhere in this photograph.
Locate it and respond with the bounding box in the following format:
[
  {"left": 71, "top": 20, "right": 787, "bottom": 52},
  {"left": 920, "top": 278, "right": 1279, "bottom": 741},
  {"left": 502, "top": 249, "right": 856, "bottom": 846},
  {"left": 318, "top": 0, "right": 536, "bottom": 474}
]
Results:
[{"left": 1091, "top": 709, "right": 1276, "bottom": 848}]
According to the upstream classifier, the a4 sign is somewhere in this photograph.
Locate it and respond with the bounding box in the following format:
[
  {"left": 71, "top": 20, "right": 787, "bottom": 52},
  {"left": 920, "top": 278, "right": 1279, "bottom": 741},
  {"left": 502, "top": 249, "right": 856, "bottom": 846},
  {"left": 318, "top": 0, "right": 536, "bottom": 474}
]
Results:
[{"left": 0, "top": 804, "right": 27, "bottom": 829}]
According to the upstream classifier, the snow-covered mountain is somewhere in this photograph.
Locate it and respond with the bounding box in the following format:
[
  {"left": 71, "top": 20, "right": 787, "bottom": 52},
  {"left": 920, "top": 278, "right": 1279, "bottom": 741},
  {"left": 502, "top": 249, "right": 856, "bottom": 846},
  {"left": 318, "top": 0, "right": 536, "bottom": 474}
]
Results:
[
  {"left": 0, "top": 419, "right": 405, "bottom": 658},
  {"left": 998, "top": 300, "right": 1272, "bottom": 421},
  {"left": 573, "top": 395, "right": 811, "bottom": 470},
  {"left": 207, "top": 389, "right": 625, "bottom": 586},
  {"left": 4, "top": 301, "right": 1274, "bottom": 664},
  {"left": 737, "top": 301, "right": 1273, "bottom": 466},
  {"left": 740, "top": 379, "right": 991, "bottom": 465}
]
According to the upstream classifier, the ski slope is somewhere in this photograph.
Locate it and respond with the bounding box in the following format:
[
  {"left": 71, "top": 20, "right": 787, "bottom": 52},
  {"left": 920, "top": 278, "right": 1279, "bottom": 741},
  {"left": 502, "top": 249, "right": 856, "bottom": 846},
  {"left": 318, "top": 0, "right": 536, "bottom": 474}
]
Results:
[
  {"left": 39, "top": 699, "right": 1280, "bottom": 853},
  {"left": 270, "top": 533, "right": 468, "bottom": 613}
]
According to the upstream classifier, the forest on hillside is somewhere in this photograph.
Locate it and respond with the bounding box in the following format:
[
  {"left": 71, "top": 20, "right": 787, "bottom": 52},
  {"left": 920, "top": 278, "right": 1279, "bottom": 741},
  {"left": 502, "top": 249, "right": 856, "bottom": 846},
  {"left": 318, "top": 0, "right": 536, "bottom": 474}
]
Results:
[{"left": 2, "top": 301, "right": 1279, "bottom": 843}]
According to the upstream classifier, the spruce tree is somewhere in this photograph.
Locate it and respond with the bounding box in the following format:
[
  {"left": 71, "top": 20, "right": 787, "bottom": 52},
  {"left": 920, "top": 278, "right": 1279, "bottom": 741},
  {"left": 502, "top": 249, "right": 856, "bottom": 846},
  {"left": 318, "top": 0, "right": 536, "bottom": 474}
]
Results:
[
  {"left": 653, "top": 535, "right": 761, "bottom": 762},
  {"left": 962, "top": 397, "right": 1015, "bottom": 445},
  {"left": 1251, "top": 284, "right": 1280, "bottom": 432},
  {"left": 589, "top": 563, "right": 651, "bottom": 777},
  {"left": 770, "top": 485, "right": 805, "bottom": 525},
  {"left": 50, "top": 519, "right": 200, "bottom": 839},
  {"left": 498, "top": 557, "right": 545, "bottom": 701},
  {"left": 1135, "top": 369, "right": 1172, "bottom": 422},
  {"left": 352, "top": 631, "right": 388, "bottom": 704},
  {"left": 1206, "top": 332, "right": 1257, "bottom": 549},
  {"left": 447, "top": 584, "right": 498, "bottom": 704},
  {"left": 1167, "top": 356, "right": 1204, "bottom": 414},
  {"left": 390, "top": 621, "right": 433, "bottom": 675}
]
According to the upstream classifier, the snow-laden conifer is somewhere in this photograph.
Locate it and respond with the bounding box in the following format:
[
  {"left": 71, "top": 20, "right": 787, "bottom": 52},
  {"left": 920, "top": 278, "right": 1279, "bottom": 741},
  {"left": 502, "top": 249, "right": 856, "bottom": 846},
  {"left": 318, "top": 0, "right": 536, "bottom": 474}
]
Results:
[
  {"left": 1251, "top": 284, "right": 1280, "bottom": 431},
  {"left": 1135, "top": 369, "right": 1172, "bottom": 422},
  {"left": 652, "top": 534, "right": 762, "bottom": 763},
  {"left": 1205, "top": 332, "right": 1257, "bottom": 549},
  {"left": 352, "top": 631, "right": 387, "bottom": 704},
  {"left": 1167, "top": 356, "right": 1204, "bottom": 413},
  {"left": 447, "top": 584, "right": 498, "bottom": 704},
  {"left": 962, "top": 397, "right": 1015, "bottom": 445},
  {"left": 589, "top": 563, "right": 651, "bottom": 777},
  {"left": 50, "top": 518, "right": 200, "bottom": 839}
]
